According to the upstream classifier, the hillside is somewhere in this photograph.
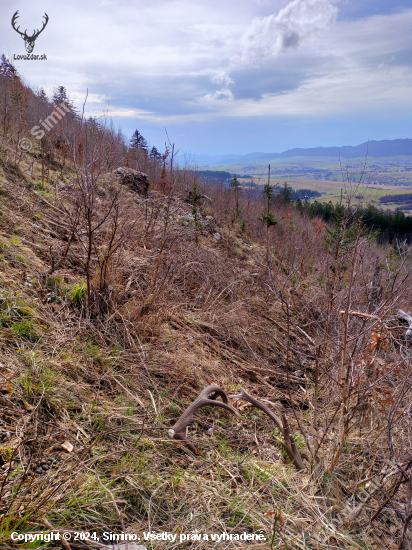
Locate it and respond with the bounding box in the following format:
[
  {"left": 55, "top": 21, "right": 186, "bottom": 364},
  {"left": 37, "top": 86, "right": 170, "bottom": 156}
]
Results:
[{"left": 1, "top": 68, "right": 412, "bottom": 550}]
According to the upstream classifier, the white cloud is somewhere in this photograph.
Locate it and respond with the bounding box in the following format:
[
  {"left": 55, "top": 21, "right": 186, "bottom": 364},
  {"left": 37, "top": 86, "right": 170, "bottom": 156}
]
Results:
[
  {"left": 211, "top": 71, "right": 234, "bottom": 87},
  {"left": 241, "top": 0, "right": 338, "bottom": 62},
  {"left": 104, "top": 107, "right": 155, "bottom": 118},
  {"left": 204, "top": 88, "right": 234, "bottom": 101},
  {"left": 2, "top": 0, "right": 412, "bottom": 147}
]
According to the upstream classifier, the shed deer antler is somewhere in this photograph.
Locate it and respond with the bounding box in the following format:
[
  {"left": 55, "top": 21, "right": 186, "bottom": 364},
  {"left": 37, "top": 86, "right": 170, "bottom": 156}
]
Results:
[
  {"left": 168, "top": 385, "right": 239, "bottom": 454},
  {"left": 230, "top": 387, "right": 305, "bottom": 470}
]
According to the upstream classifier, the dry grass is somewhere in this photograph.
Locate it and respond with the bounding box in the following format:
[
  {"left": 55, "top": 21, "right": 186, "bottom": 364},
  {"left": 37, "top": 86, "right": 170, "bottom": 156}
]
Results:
[{"left": 0, "top": 131, "right": 411, "bottom": 550}]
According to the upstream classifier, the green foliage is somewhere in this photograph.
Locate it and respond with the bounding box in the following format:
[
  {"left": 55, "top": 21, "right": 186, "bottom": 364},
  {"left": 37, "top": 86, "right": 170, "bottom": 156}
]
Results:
[
  {"left": 18, "top": 364, "right": 61, "bottom": 409},
  {"left": 188, "top": 180, "right": 203, "bottom": 218},
  {"left": 262, "top": 181, "right": 277, "bottom": 233},
  {"left": 229, "top": 176, "right": 241, "bottom": 190},
  {"left": 263, "top": 182, "right": 274, "bottom": 202},
  {"left": 84, "top": 340, "right": 106, "bottom": 366},
  {"left": 277, "top": 182, "right": 294, "bottom": 204},
  {"left": 10, "top": 319, "right": 39, "bottom": 341},
  {"left": 323, "top": 203, "right": 360, "bottom": 275},
  {"left": 230, "top": 176, "right": 242, "bottom": 221},
  {"left": 52, "top": 85, "right": 74, "bottom": 112},
  {"left": 130, "top": 129, "right": 148, "bottom": 152},
  {"left": 149, "top": 146, "right": 162, "bottom": 162},
  {"left": 227, "top": 508, "right": 251, "bottom": 528},
  {"left": 259, "top": 212, "right": 278, "bottom": 227},
  {"left": 260, "top": 177, "right": 279, "bottom": 231},
  {"left": 0, "top": 445, "right": 15, "bottom": 461},
  {"left": 302, "top": 200, "right": 412, "bottom": 243},
  {"left": 67, "top": 281, "right": 87, "bottom": 304},
  {"left": 0, "top": 294, "right": 39, "bottom": 341}
]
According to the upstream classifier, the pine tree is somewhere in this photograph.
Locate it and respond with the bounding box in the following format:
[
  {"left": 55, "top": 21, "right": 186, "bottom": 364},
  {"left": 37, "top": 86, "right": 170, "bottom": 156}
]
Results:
[{"left": 130, "top": 129, "right": 148, "bottom": 152}]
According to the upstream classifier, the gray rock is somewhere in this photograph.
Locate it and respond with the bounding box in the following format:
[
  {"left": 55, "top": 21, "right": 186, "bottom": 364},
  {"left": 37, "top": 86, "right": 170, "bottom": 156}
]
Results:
[
  {"left": 213, "top": 232, "right": 221, "bottom": 241},
  {"left": 113, "top": 168, "right": 149, "bottom": 197}
]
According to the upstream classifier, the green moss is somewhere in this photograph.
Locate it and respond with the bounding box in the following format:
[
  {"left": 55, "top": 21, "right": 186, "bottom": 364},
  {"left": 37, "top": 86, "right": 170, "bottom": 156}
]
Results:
[{"left": 0, "top": 445, "right": 15, "bottom": 461}]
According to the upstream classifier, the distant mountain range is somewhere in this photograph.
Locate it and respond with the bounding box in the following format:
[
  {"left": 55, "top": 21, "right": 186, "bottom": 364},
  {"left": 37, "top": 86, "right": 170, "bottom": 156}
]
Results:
[{"left": 178, "top": 139, "right": 412, "bottom": 167}]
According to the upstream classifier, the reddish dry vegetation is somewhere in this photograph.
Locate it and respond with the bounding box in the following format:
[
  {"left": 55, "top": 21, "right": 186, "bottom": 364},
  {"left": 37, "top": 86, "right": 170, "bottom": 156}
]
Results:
[{"left": 1, "top": 70, "right": 412, "bottom": 549}]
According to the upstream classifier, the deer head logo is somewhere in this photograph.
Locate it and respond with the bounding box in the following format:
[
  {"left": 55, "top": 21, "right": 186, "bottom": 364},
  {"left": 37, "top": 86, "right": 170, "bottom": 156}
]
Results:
[{"left": 11, "top": 11, "right": 49, "bottom": 53}]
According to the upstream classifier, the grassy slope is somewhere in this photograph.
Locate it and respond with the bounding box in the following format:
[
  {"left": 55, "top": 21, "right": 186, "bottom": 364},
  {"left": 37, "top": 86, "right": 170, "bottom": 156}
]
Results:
[{"left": 0, "top": 145, "right": 411, "bottom": 550}]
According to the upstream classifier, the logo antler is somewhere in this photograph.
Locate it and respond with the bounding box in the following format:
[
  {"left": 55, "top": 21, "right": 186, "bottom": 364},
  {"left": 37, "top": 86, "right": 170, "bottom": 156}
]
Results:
[{"left": 11, "top": 11, "right": 49, "bottom": 54}]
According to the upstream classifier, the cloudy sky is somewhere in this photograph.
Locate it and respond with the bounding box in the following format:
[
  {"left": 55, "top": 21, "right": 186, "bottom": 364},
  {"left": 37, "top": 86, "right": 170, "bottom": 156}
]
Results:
[{"left": 1, "top": 0, "right": 412, "bottom": 155}]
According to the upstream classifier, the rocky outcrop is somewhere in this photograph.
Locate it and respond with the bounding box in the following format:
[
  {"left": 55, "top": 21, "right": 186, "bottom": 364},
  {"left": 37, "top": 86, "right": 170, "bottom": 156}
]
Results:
[{"left": 113, "top": 167, "right": 149, "bottom": 197}]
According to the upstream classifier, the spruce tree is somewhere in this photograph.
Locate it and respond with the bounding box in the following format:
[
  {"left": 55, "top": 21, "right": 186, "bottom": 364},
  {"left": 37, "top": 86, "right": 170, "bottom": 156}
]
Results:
[
  {"left": 52, "top": 85, "right": 75, "bottom": 114},
  {"left": 37, "top": 88, "right": 49, "bottom": 104},
  {"left": 130, "top": 129, "right": 148, "bottom": 152},
  {"left": 149, "top": 146, "right": 162, "bottom": 162},
  {"left": 278, "top": 182, "right": 294, "bottom": 204},
  {"left": 229, "top": 176, "right": 242, "bottom": 221},
  {"left": 189, "top": 180, "right": 203, "bottom": 237},
  {"left": 259, "top": 165, "right": 278, "bottom": 262}
]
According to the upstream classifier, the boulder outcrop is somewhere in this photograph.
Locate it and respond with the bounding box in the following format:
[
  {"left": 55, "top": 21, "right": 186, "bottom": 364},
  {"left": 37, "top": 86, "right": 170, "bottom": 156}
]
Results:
[{"left": 113, "top": 167, "right": 149, "bottom": 196}]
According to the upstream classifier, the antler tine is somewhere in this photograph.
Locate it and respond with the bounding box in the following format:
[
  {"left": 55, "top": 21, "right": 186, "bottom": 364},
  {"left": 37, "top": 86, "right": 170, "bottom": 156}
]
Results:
[
  {"left": 230, "top": 388, "right": 283, "bottom": 431},
  {"left": 33, "top": 13, "right": 49, "bottom": 39},
  {"left": 230, "top": 387, "right": 305, "bottom": 470},
  {"left": 169, "top": 385, "right": 240, "bottom": 454},
  {"left": 11, "top": 11, "right": 25, "bottom": 36}
]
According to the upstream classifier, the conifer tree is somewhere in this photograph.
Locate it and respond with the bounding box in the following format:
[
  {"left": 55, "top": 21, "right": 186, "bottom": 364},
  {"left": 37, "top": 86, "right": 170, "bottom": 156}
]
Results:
[
  {"left": 130, "top": 129, "right": 148, "bottom": 152},
  {"left": 278, "top": 181, "right": 294, "bottom": 204},
  {"left": 229, "top": 175, "right": 242, "bottom": 222},
  {"left": 52, "top": 85, "right": 76, "bottom": 114},
  {"left": 189, "top": 179, "right": 203, "bottom": 243},
  {"left": 149, "top": 146, "right": 162, "bottom": 162},
  {"left": 37, "top": 88, "right": 49, "bottom": 104},
  {"left": 259, "top": 165, "right": 278, "bottom": 262}
]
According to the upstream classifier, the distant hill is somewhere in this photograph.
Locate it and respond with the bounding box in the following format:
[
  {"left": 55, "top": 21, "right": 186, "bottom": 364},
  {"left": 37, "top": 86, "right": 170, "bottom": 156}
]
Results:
[
  {"left": 177, "top": 151, "right": 278, "bottom": 166},
  {"left": 181, "top": 138, "right": 412, "bottom": 166},
  {"left": 280, "top": 139, "right": 412, "bottom": 159}
]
